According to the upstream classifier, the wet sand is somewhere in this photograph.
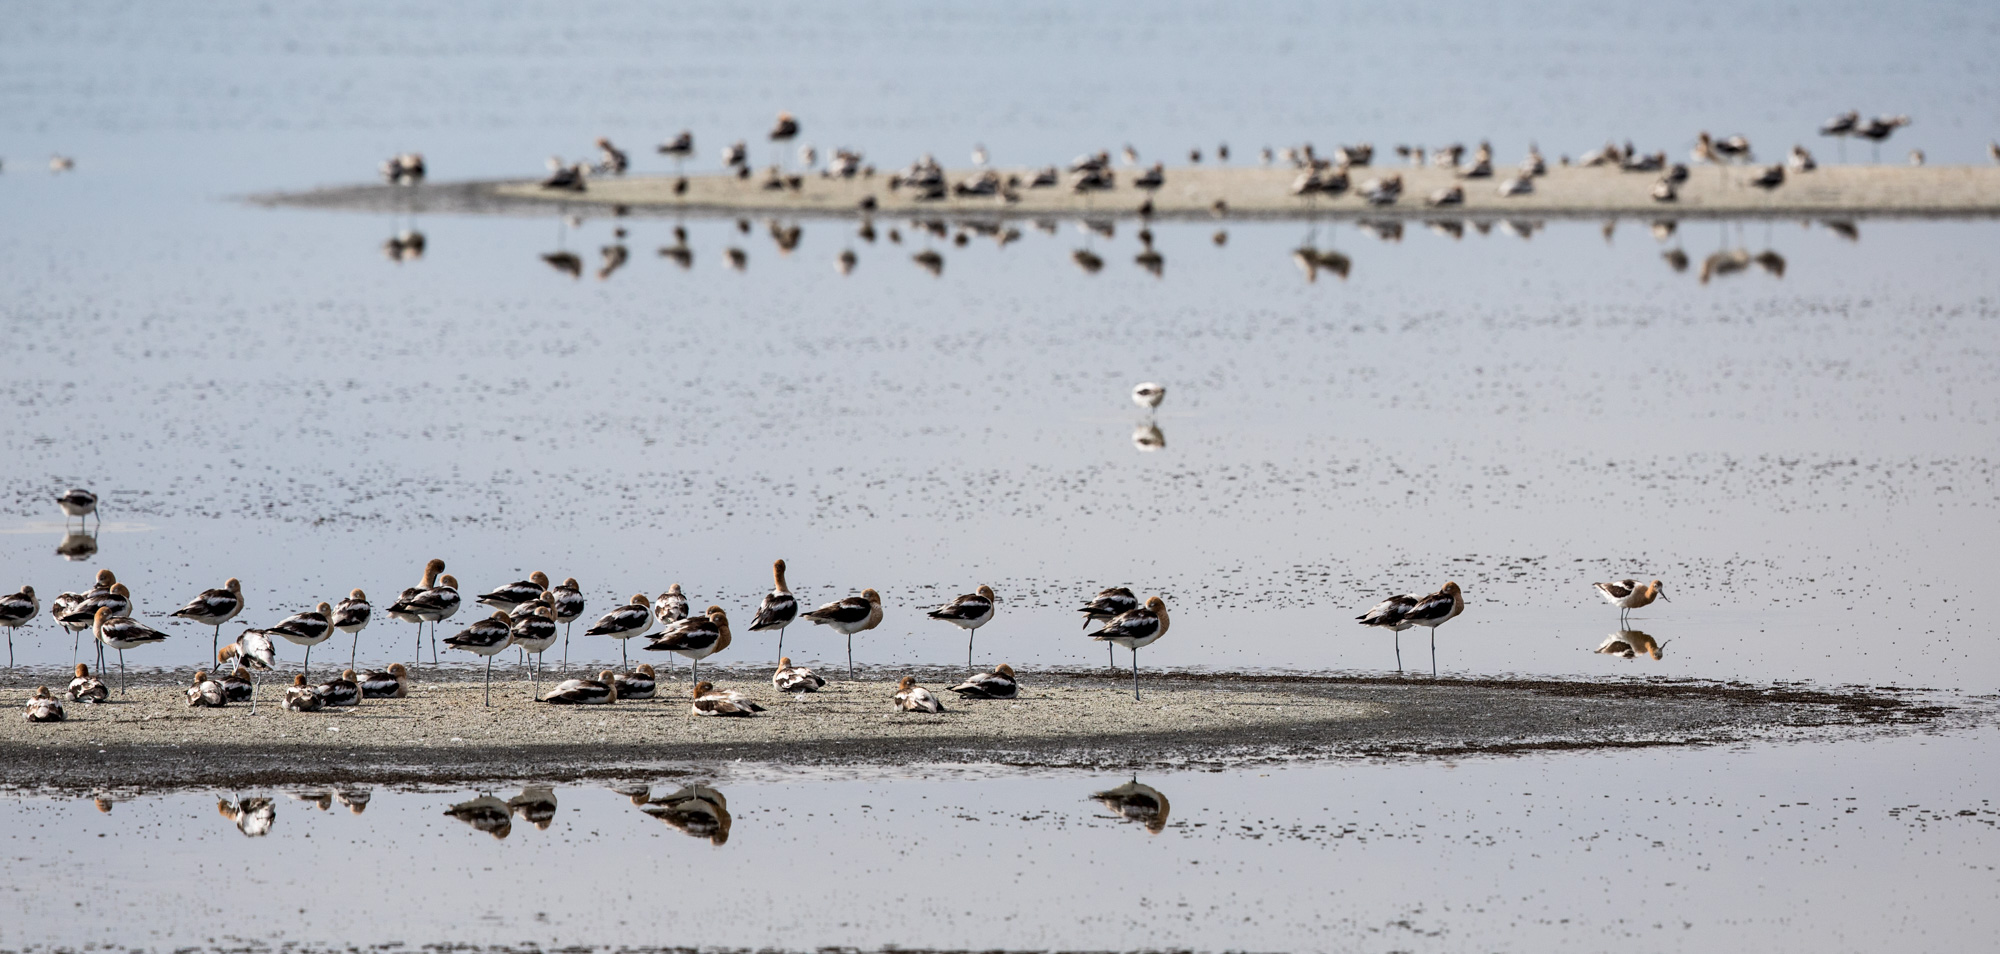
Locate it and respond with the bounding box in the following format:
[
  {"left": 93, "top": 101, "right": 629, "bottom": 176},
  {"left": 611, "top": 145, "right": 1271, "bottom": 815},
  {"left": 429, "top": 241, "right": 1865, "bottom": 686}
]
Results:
[
  {"left": 0, "top": 669, "right": 1954, "bottom": 791},
  {"left": 257, "top": 164, "right": 2000, "bottom": 219}
]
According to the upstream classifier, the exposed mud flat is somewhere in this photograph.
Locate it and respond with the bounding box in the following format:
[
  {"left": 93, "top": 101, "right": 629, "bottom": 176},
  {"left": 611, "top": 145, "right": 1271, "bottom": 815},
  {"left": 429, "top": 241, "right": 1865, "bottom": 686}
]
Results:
[{"left": 0, "top": 669, "right": 1958, "bottom": 792}]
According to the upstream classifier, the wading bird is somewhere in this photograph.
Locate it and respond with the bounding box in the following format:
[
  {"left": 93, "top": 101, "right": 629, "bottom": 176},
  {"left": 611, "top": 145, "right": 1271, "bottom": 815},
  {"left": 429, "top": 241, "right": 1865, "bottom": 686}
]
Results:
[
  {"left": 801, "top": 588, "right": 883, "bottom": 677},
  {"left": 0, "top": 584, "right": 36, "bottom": 667},
  {"left": 1355, "top": 593, "right": 1420, "bottom": 672},
  {"left": 445, "top": 611, "right": 516, "bottom": 706},
  {"left": 645, "top": 606, "right": 732, "bottom": 681},
  {"left": 928, "top": 585, "right": 997, "bottom": 669},
  {"left": 585, "top": 594, "right": 655, "bottom": 667},
  {"left": 1092, "top": 596, "right": 1169, "bottom": 700},
  {"left": 748, "top": 559, "right": 800, "bottom": 656},
  {"left": 332, "top": 589, "right": 371, "bottom": 668},
  {"left": 1402, "top": 581, "right": 1465, "bottom": 677},
  {"left": 1592, "top": 579, "right": 1668, "bottom": 625},
  {"left": 172, "top": 578, "right": 243, "bottom": 667}
]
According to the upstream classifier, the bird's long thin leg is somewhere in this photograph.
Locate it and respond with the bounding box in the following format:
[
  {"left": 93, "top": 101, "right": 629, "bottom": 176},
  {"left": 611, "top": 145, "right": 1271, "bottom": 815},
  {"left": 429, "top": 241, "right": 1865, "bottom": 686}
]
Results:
[
  {"left": 430, "top": 625, "right": 438, "bottom": 665},
  {"left": 967, "top": 631, "right": 974, "bottom": 669},
  {"left": 304, "top": 644, "right": 312, "bottom": 683},
  {"left": 118, "top": 648, "right": 127, "bottom": 695},
  {"left": 777, "top": 624, "right": 785, "bottom": 658},
  {"left": 213, "top": 626, "right": 221, "bottom": 670},
  {"left": 1132, "top": 647, "right": 1141, "bottom": 701},
  {"left": 484, "top": 655, "right": 493, "bottom": 707},
  {"left": 1430, "top": 628, "right": 1437, "bottom": 679},
  {"left": 621, "top": 639, "right": 628, "bottom": 669},
  {"left": 72, "top": 628, "right": 79, "bottom": 668},
  {"left": 250, "top": 670, "right": 258, "bottom": 714},
  {"left": 847, "top": 633, "right": 854, "bottom": 679},
  {"left": 1108, "top": 641, "right": 1115, "bottom": 670},
  {"left": 413, "top": 622, "right": 421, "bottom": 662},
  {"left": 1395, "top": 629, "right": 1403, "bottom": 673},
  {"left": 562, "top": 623, "right": 571, "bottom": 671},
  {"left": 350, "top": 633, "right": 359, "bottom": 670}
]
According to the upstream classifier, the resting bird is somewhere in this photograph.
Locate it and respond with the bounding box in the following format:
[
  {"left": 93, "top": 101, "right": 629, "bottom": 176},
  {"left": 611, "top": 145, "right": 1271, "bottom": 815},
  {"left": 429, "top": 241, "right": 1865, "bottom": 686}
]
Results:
[
  {"left": 690, "top": 680, "right": 764, "bottom": 717},
  {"left": 802, "top": 588, "right": 883, "bottom": 677},
  {"left": 186, "top": 669, "right": 227, "bottom": 708},
  {"left": 66, "top": 664, "right": 109, "bottom": 704},
  {"left": 541, "top": 670, "right": 617, "bottom": 705},
  {"left": 772, "top": 656, "right": 826, "bottom": 694},
  {"left": 23, "top": 686, "right": 65, "bottom": 723},
  {"left": 948, "top": 663, "right": 1018, "bottom": 699},
  {"left": 892, "top": 676, "right": 945, "bottom": 713}
]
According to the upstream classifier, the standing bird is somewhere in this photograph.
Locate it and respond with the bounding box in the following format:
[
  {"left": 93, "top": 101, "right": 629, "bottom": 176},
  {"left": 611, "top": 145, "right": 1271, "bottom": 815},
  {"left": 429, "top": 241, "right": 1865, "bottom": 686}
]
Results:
[
  {"left": 948, "top": 663, "right": 1019, "bottom": 699},
  {"left": 56, "top": 488, "right": 99, "bottom": 527},
  {"left": 1402, "top": 582, "right": 1465, "bottom": 677},
  {"left": 1092, "top": 596, "right": 1169, "bottom": 699},
  {"left": 551, "top": 577, "right": 586, "bottom": 668},
  {"left": 802, "top": 588, "right": 883, "bottom": 678},
  {"left": 66, "top": 663, "right": 108, "bottom": 703},
  {"left": 645, "top": 606, "right": 732, "bottom": 681},
  {"left": 387, "top": 559, "right": 446, "bottom": 661},
  {"left": 892, "top": 675, "right": 945, "bottom": 713},
  {"left": 23, "top": 686, "right": 65, "bottom": 723},
  {"left": 477, "top": 571, "right": 549, "bottom": 612},
  {"left": 1132, "top": 382, "right": 1165, "bottom": 414},
  {"left": 92, "top": 606, "right": 169, "bottom": 694},
  {"left": 1355, "top": 593, "right": 1420, "bottom": 673},
  {"left": 172, "top": 578, "right": 244, "bottom": 667},
  {"left": 541, "top": 670, "right": 617, "bottom": 705},
  {"left": 444, "top": 611, "right": 516, "bottom": 706},
  {"left": 59, "top": 580, "right": 129, "bottom": 672},
  {"left": 332, "top": 589, "right": 372, "bottom": 668},
  {"left": 585, "top": 594, "right": 655, "bottom": 667},
  {"left": 748, "top": 559, "right": 799, "bottom": 657},
  {"left": 1592, "top": 579, "right": 1668, "bottom": 626},
  {"left": 412, "top": 574, "right": 462, "bottom": 663},
  {"left": 1078, "top": 586, "right": 1138, "bottom": 669},
  {"left": 770, "top": 112, "right": 799, "bottom": 142},
  {"left": 690, "top": 681, "right": 763, "bottom": 717},
  {"left": 357, "top": 662, "right": 410, "bottom": 699},
  {"left": 219, "top": 627, "right": 278, "bottom": 712},
  {"left": 258, "top": 602, "right": 335, "bottom": 680},
  {"left": 928, "top": 585, "right": 997, "bottom": 669},
  {"left": 510, "top": 600, "right": 559, "bottom": 697},
  {"left": 772, "top": 656, "right": 826, "bottom": 694},
  {"left": 654, "top": 584, "right": 689, "bottom": 626},
  {"left": 186, "top": 669, "right": 227, "bottom": 708},
  {"left": 0, "top": 584, "right": 38, "bottom": 667},
  {"left": 613, "top": 663, "right": 658, "bottom": 700}
]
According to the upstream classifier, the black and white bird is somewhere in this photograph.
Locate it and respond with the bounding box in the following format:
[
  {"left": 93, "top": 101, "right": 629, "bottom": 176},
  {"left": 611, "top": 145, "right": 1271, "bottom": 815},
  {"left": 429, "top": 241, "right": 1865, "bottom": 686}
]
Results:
[
  {"left": 748, "top": 559, "right": 800, "bottom": 656},
  {"left": 508, "top": 785, "right": 559, "bottom": 830},
  {"left": 551, "top": 576, "right": 586, "bottom": 667},
  {"left": 1592, "top": 579, "right": 1667, "bottom": 626},
  {"left": 333, "top": 588, "right": 372, "bottom": 668},
  {"left": 948, "top": 663, "right": 1018, "bottom": 699},
  {"left": 1078, "top": 586, "right": 1138, "bottom": 668},
  {"left": 769, "top": 112, "right": 799, "bottom": 142},
  {"left": 654, "top": 583, "right": 689, "bottom": 626},
  {"left": 541, "top": 669, "right": 618, "bottom": 705},
  {"left": 1132, "top": 382, "right": 1165, "bottom": 413},
  {"left": 23, "top": 686, "right": 65, "bottom": 723},
  {"left": 412, "top": 574, "right": 462, "bottom": 664},
  {"left": 691, "top": 680, "right": 764, "bottom": 717},
  {"left": 658, "top": 130, "right": 694, "bottom": 159},
  {"left": 1092, "top": 779, "right": 1171, "bottom": 833},
  {"left": 357, "top": 662, "right": 410, "bottom": 699},
  {"left": 66, "top": 663, "right": 108, "bottom": 703},
  {"left": 186, "top": 669, "right": 227, "bottom": 708},
  {"left": 0, "top": 584, "right": 37, "bottom": 667},
  {"left": 1820, "top": 110, "right": 1859, "bottom": 137},
  {"left": 283, "top": 674, "right": 324, "bottom": 712},
  {"left": 219, "top": 628, "right": 278, "bottom": 711},
  {"left": 59, "top": 580, "right": 129, "bottom": 671},
  {"left": 1356, "top": 593, "right": 1421, "bottom": 673},
  {"left": 55, "top": 488, "right": 99, "bottom": 527},
  {"left": 801, "top": 588, "right": 883, "bottom": 678},
  {"left": 442, "top": 794, "right": 513, "bottom": 839},
  {"left": 172, "top": 578, "right": 244, "bottom": 667},
  {"left": 219, "top": 666, "right": 255, "bottom": 703},
  {"left": 772, "top": 656, "right": 826, "bottom": 694},
  {"left": 1092, "top": 596, "right": 1170, "bottom": 700},
  {"left": 892, "top": 675, "right": 945, "bottom": 713},
  {"left": 644, "top": 606, "right": 732, "bottom": 681},
  {"left": 315, "top": 669, "right": 362, "bottom": 707},
  {"left": 386, "top": 559, "right": 447, "bottom": 662},
  {"left": 928, "top": 585, "right": 997, "bottom": 669},
  {"left": 445, "top": 611, "right": 516, "bottom": 706},
  {"left": 255, "top": 602, "right": 335, "bottom": 680},
  {"left": 384, "top": 586, "right": 425, "bottom": 661},
  {"left": 1402, "top": 581, "right": 1465, "bottom": 677},
  {"left": 509, "top": 601, "right": 559, "bottom": 696},
  {"left": 92, "top": 605, "right": 168, "bottom": 694},
  {"left": 586, "top": 594, "right": 655, "bottom": 667},
  {"left": 641, "top": 784, "right": 732, "bottom": 844},
  {"left": 217, "top": 796, "right": 276, "bottom": 837},
  {"left": 477, "top": 571, "right": 549, "bottom": 611},
  {"left": 613, "top": 663, "right": 657, "bottom": 700}
]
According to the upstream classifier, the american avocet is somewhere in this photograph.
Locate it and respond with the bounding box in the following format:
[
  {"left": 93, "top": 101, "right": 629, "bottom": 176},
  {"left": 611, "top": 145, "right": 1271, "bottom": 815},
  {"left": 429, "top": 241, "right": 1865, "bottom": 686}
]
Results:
[
  {"left": 770, "top": 112, "right": 799, "bottom": 142},
  {"left": 510, "top": 600, "right": 559, "bottom": 697},
  {"left": 1403, "top": 581, "right": 1465, "bottom": 676},
  {"left": 594, "top": 138, "right": 629, "bottom": 176},
  {"left": 444, "top": 794, "right": 513, "bottom": 840},
  {"left": 22, "top": 686, "right": 64, "bottom": 722},
  {"left": 1788, "top": 145, "right": 1817, "bottom": 172},
  {"left": 508, "top": 785, "right": 559, "bottom": 830},
  {"left": 613, "top": 663, "right": 657, "bottom": 700},
  {"left": 1820, "top": 110, "right": 1859, "bottom": 137},
  {"left": 59, "top": 579, "right": 128, "bottom": 671},
  {"left": 357, "top": 662, "right": 410, "bottom": 699},
  {"left": 1593, "top": 579, "right": 1668, "bottom": 625},
  {"left": 92, "top": 606, "right": 167, "bottom": 694},
  {"left": 218, "top": 797, "right": 275, "bottom": 837},
  {"left": 56, "top": 488, "right": 99, "bottom": 527},
  {"left": 654, "top": 583, "right": 689, "bottom": 626},
  {"left": 414, "top": 574, "right": 462, "bottom": 663},
  {"left": 219, "top": 627, "right": 277, "bottom": 712},
  {"left": 691, "top": 680, "right": 764, "bottom": 717},
  {"left": 1749, "top": 165, "right": 1785, "bottom": 189},
  {"left": 586, "top": 594, "right": 655, "bottom": 667},
  {"left": 1132, "top": 382, "right": 1165, "bottom": 413},
  {"left": 802, "top": 588, "right": 883, "bottom": 678},
  {"left": 1093, "top": 596, "right": 1169, "bottom": 699},
  {"left": 220, "top": 666, "right": 254, "bottom": 703},
  {"left": 388, "top": 559, "right": 445, "bottom": 660},
  {"left": 477, "top": 571, "right": 549, "bottom": 611},
  {"left": 949, "top": 663, "right": 1018, "bottom": 699},
  {"left": 445, "top": 611, "right": 516, "bottom": 706},
  {"left": 172, "top": 578, "right": 244, "bottom": 666},
  {"left": 186, "top": 669, "right": 227, "bottom": 708},
  {"left": 1092, "top": 778, "right": 1171, "bottom": 832},
  {"left": 658, "top": 130, "right": 694, "bottom": 160},
  {"left": 1594, "top": 630, "right": 1667, "bottom": 660},
  {"left": 929, "top": 585, "right": 997, "bottom": 668},
  {"left": 541, "top": 670, "right": 617, "bottom": 705},
  {"left": 551, "top": 576, "right": 586, "bottom": 666},
  {"left": 892, "top": 675, "right": 945, "bottom": 713},
  {"left": 645, "top": 606, "right": 732, "bottom": 681},
  {"left": 773, "top": 656, "right": 826, "bottom": 694},
  {"left": 641, "top": 784, "right": 731, "bottom": 844},
  {"left": 333, "top": 589, "right": 371, "bottom": 668},
  {"left": 1356, "top": 593, "right": 1420, "bottom": 672},
  {"left": 1079, "top": 586, "right": 1138, "bottom": 668},
  {"left": 282, "top": 674, "right": 325, "bottom": 711},
  {"left": 56, "top": 530, "right": 97, "bottom": 562},
  {"left": 335, "top": 789, "right": 371, "bottom": 814},
  {"left": 260, "top": 602, "right": 334, "bottom": 680},
  {"left": 66, "top": 663, "right": 108, "bottom": 703},
  {"left": 749, "top": 559, "right": 800, "bottom": 656},
  {"left": 316, "top": 669, "right": 362, "bottom": 707},
  {"left": 0, "top": 584, "right": 36, "bottom": 667}
]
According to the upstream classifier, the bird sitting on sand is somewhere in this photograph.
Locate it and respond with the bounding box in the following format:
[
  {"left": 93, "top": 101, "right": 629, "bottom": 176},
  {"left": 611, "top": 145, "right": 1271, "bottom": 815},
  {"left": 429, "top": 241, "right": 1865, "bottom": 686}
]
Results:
[
  {"left": 358, "top": 663, "right": 410, "bottom": 699},
  {"left": 1427, "top": 185, "right": 1464, "bottom": 206},
  {"left": 613, "top": 664, "right": 658, "bottom": 700},
  {"left": 540, "top": 158, "right": 586, "bottom": 191},
  {"left": 186, "top": 670, "right": 227, "bottom": 708},
  {"left": 1749, "top": 165, "right": 1785, "bottom": 189},
  {"left": 948, "top": 663, "right": 1018, "bottom": 699},
  {"left": 23, "top": 686, "right": 64, "bottom": 723},
  {"left": 691, "top": 681, "right": 764, "bottom": 717},
  {"left": 542, "top": 671, "right": 618, "bottom": 705},
  {"left": 1788, "top": 145, "right": 1817, "bottom": 172},
  {"left": 220, "top": 667, "right": 255, "bottom": 703},
  {"left": 283, "top": 674, "right": 325, "bottom": 712},
  {"left": 892, "top": 676, "right": 945, "bottom": 713},
  {"left": 66, "top": 664, "right": 108, "bottom": 703},
  {"left": 1358, "top": 175, "right": 1402, "bottom": 205},
  {"left": 316, "top": 670, "right": 362, "bottom": 707},
  {"left": 773, "top": 657, "right": 826, "bottom": 694}
]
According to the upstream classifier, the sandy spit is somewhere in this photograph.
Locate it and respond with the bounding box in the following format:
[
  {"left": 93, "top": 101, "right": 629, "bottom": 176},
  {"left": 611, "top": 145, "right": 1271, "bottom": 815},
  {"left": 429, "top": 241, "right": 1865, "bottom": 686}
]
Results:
[{"left": 0, "top": 668, "right": 1956, "bottom": 792}]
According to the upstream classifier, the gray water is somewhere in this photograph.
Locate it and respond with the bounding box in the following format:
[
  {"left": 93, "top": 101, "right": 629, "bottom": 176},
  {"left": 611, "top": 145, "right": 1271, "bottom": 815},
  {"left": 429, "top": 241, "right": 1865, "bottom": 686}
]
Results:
[{"left": 4, "top": 1, "right": 1999, "bottom": 950}]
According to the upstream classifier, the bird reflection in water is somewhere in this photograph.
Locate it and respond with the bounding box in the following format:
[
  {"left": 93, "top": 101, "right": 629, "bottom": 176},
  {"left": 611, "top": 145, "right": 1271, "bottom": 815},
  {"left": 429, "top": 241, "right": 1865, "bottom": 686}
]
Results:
[
  {"left": 640, "top": 783, "right": 732, "bottom": 845},
  {"left": 1822, "top": 220, "right": 1859, "bottom": 242},
  {"left": 1072, "top": 248, "right": 1104, "bottom": 274},
  {"left": 289, "top": 791, "right": 333, "bottom": 811},
  {"left": 1594, "top": 630, "right": 1667, "bottom": 660},
  {"left": 1356, "top": 219, "right": 1402, "bottom": 243},
  {"left": 769, "top": 220, "right": 802, "bottom": 254},
  {"left": 1292, "top": 247, "right": 1351, "bottom": 283},
  {"left": 382, "top": 229, "right": 425, "bottom": 263},
  {"left": 659, "top": 225, "right": 693, "bottom": 269},
  {"left": 596, "top": 244, "right": 629, "bottom": 280},
  {"left": 1427, "top": 219, "right": 1464, "bottom": 241},
  {"left": 217, "top": 796, "right": 276, "bottom": 837},
  {"left": 443, "top": 794, "right": 513, "bottom": 840},
  {"left": 1132, "top": 424, "right": 1165, "bottom": 452},
  {"left": 336, "top": 789, "right": 371, "bottom": 814},
  {"left": 912, "top": 249, "right": 943, "bottom": 276},
  {"left": 57, "top": 529, "right": 99, "bottom": 561},
  {"left": 1134, "top": 228, "right": 1164, "bottom": 277},
  {"left": 610, "top": 782, "right": 652, "bottom": 806},
  {"left": 541, "top": 251, "right": 583, "bottom": 279},
  {"left": 1092, "top": 779, "right": 1171, "bottom": 833},
  {"left": 725, "top": 247, "right": 748, "bottom": 271},
  {"left": 836, "top": 248, "right": 857, "bottom": 275},
  {"left": 508, "top": 785, "right": 559, "bottom": 831}
]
